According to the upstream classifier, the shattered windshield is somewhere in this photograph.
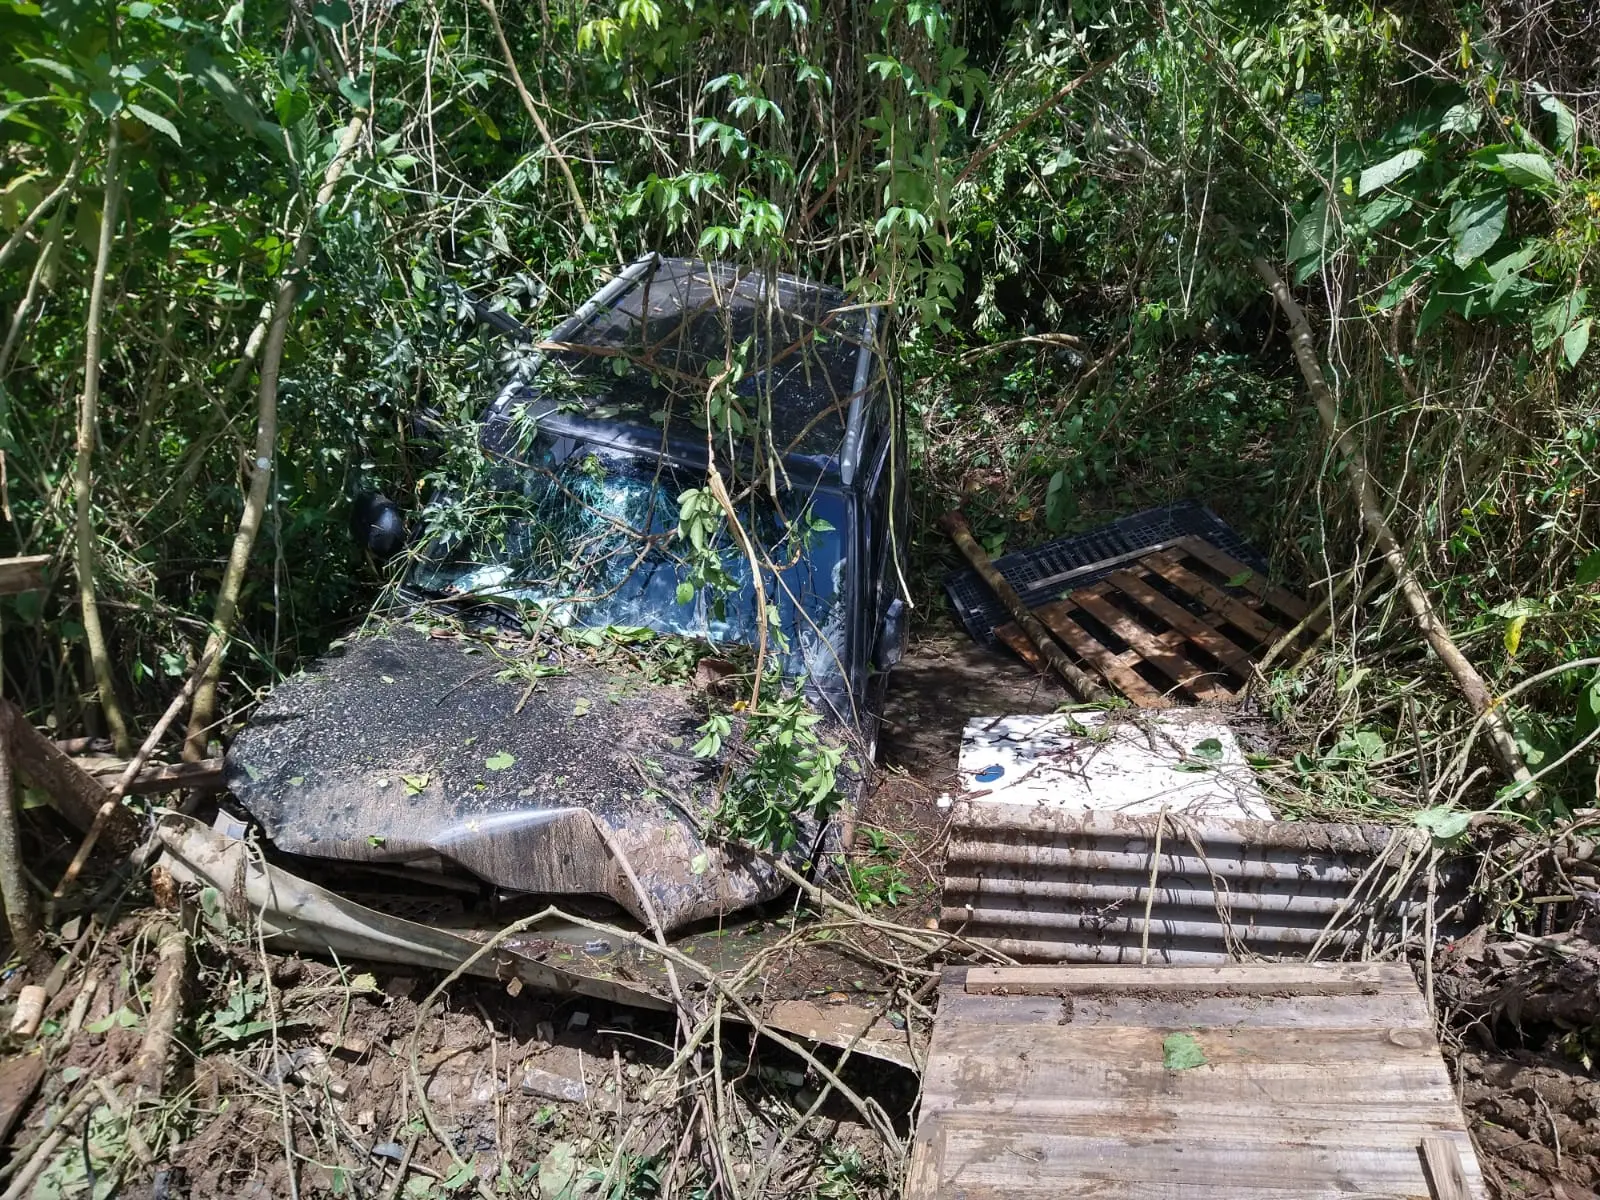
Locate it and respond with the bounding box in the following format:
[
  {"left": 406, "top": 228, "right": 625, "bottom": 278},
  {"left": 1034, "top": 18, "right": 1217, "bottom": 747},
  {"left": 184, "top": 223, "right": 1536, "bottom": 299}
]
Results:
[{"left": 408, "top": 430, "right": 850, "bottom": 680}]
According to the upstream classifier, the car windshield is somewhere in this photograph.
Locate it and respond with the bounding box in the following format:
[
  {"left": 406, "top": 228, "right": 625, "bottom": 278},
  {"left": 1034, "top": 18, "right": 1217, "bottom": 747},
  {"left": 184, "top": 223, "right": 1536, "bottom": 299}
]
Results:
[{"left": 408, "top": 430, "right": 851, "bottom": 680}]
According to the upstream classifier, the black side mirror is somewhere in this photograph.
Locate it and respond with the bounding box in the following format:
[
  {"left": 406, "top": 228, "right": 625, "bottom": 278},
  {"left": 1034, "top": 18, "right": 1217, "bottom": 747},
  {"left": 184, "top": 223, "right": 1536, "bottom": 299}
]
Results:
[
  {"left": 877, "top": 597, "right": 907, "bottom": 669},
  {"left": 351, "top": 492, "right": 406, "bottom": 561}
]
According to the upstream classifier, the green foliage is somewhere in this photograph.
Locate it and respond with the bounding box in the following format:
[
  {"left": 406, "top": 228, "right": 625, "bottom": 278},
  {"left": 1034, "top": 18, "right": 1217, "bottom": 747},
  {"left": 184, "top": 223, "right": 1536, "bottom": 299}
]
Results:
[
  {"left": 694, "top": 690, "right": 844, "bottom": 851},
  {"left": 841, "top": 826, "right": 913, "bottom": 908}
]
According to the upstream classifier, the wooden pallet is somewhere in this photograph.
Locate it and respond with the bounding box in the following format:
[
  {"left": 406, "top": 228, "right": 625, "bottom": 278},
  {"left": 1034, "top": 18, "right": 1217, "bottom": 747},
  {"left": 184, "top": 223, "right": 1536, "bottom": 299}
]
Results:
[
  {"left": 995, "top": 536, "right": 1316, "bottom": 706},
  {"left": 907, "top": 964, "right": 1488, "bottom": 1199}
]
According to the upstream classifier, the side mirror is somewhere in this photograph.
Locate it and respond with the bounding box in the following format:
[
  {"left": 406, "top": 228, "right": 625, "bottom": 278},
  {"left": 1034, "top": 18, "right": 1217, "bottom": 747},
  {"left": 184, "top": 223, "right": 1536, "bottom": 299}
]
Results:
[
  {"left": 351, "top": 492, "right": 406, "bottom": 561},
  {"left": 877, "top": 597, "right": 907, "bottom": 669}
]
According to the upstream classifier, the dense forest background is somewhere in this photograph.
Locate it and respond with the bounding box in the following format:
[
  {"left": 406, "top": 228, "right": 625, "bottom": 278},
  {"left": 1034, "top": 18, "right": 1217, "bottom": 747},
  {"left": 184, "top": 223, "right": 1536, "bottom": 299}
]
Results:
[{"left": 1, "top": 0, "right": 1597, "bottom": 820}]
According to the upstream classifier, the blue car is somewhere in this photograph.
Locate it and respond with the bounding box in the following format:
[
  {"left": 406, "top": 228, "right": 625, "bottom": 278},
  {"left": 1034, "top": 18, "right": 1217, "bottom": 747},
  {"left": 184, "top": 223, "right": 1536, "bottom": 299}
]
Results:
[{"left": 225, "top": 256, "right": 908, "bottom": 931}]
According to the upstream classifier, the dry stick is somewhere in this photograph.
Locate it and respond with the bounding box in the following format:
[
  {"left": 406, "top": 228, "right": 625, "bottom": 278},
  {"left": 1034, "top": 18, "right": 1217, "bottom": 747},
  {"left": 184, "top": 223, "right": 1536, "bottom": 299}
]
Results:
[
  {"left": 50, "top": 647, "right": 217, "bottom": 911},
  {"left": 953, "top": 59, "right": 1111, "bottom": 188},
  {"left": 129, "top": 923, "right": 188, "bottom": 1102},
  {"left": 0, "top": 720, "right": 39, "bottom": 956},
  {"left": 184, "top": 112, "right": 367, "bottom": 760},
  {"left": 1139, "top": 807, "right": 1167, "bottom": 966},
  {"left": 75, "top": 121, "right": 133, "bottom": 755},
  {"left": 940, "top": 509, "right": 1106, "bottom": 702},
  {"left": 479, "top": 0, "right": 595, "bottom": 237},
  {"left": 1251, "top": 257, "right": 1534, "bottom": 792}
]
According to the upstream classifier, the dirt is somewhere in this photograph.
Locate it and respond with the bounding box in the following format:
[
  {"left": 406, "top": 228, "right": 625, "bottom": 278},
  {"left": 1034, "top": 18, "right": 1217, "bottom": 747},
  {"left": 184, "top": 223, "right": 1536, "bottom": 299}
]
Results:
[{"left": 1458, "top": 1048, "right": 1600, "bottom": 1199}]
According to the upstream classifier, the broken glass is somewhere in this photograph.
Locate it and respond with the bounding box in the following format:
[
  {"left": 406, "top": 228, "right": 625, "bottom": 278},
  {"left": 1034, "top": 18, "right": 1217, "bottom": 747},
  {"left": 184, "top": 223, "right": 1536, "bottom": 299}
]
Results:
[{"left": 409, "top": 431, "right": 850, "bottom": 679}]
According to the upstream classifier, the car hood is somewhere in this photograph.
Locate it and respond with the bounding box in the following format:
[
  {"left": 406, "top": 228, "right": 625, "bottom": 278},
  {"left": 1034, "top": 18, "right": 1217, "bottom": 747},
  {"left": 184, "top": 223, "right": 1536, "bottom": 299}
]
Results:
[{"left": 225, "top": 624, "right": 802, "bottom": 931}]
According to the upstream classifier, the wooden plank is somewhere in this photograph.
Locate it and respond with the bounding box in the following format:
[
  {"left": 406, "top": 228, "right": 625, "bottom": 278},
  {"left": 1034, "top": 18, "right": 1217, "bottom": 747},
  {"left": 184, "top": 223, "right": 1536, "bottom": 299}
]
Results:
[
  {"left": 930, "top": 1128, "right": 1466, "bottom": 1194},
  {"left": 0, "top": 698, "right": 139, "bottom": 850},
  {"left": 1140, "top": 551, "right": 1285, "bottom": 643},
  {"left": 930, "top": 1023, "right": 1444, "bottom": 1070},
  {"left": 934, "top": 988, "right": 1434, "bottom": 1032},
  {"left": 1033, "top": 602, "right": 1170, "bottom": 707},
  {"left": 1173, "top": 536, "right": 1312, "bottom": 622},
  {"left": 1071, "top": 590, "right": 1236, "bottom": 701},
  {"left": 1422, "top": 1136, "right": 1474, "bottom": 1200},
  {"left": 965, "top": 963, "right": 1413, "bottom": 996},
  {"left": 1105, "top": 569, "right": 1260, "bottom": 677},
  {"left": 916, "top": 1093, "right": 1475, "bottom": 1132},
  {"left": 0, "top": 554, "right": 50, "bottom": 596}
]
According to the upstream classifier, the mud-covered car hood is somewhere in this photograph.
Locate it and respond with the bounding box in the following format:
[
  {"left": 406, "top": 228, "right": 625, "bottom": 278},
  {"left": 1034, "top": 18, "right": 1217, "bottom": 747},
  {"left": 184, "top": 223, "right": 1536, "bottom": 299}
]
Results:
[{"left": 225, "top": 625, "right": 808, "bottom": 931}]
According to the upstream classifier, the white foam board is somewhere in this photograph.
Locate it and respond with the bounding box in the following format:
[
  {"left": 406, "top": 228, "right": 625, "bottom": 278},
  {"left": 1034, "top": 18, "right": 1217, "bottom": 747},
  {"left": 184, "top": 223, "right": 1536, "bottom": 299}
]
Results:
[{"left": 957, "top": 711, "right": 1272, "bottom": 821}]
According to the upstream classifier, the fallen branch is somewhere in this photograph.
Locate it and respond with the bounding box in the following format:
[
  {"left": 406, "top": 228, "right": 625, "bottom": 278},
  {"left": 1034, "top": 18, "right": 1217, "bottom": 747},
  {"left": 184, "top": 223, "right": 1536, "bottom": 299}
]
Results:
[
  {"left": 0, "top": 698, "right": 138, "bottom": 848},
  {"left": 940, "top": 509, "right": 1107, "bottom": 702},
  {"left": 1251, "top": 256, "right": 1534, "bottom": 792},
  {"left": 129, "top": 923, "right": 188, "bottom": 1102},
  {"left": 52, "top": 648, "right": 217, "bottom": 909}
]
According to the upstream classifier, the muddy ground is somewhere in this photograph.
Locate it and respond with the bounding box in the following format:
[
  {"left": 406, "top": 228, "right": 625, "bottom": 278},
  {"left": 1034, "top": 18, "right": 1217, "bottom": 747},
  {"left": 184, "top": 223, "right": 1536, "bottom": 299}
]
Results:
[{"left": 2, "top": 635, "right": 1597, "bottom": 1197}]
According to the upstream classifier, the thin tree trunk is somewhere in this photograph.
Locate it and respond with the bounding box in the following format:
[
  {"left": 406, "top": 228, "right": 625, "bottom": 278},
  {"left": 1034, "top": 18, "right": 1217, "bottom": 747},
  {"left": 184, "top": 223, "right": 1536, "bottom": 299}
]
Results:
[
  {"left": 184, "top": 114, "right": 367, "bottom": 759},
  {"left": 479, "top": 0, "right": 595, "bottom": 237},
  {"left": 0, "top": 723, "right": 40, "bottom": 957},
  {"left": 75, "top": 123, "right": 132, "bottom": 755},
  {"left": 1251, "top": 256, "right": 1534, "bottom": 790}
]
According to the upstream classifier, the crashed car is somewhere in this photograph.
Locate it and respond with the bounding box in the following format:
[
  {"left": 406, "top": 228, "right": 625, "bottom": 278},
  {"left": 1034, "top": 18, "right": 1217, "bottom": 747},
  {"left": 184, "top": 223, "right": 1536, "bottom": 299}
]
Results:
[{"left": 226, "top": 256, "right": 907, "bottom": 931}]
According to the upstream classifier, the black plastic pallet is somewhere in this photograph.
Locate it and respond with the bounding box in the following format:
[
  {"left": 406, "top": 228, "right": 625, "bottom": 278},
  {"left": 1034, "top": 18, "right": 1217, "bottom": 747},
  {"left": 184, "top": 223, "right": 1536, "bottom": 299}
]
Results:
[{"left": 943, "top": 500, "right": 1271, "bottom": 646}]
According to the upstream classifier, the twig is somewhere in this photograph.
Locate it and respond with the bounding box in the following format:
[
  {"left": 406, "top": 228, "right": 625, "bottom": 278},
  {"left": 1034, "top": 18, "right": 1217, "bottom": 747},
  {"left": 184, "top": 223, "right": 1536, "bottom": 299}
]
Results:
[
  {"left": 50, "top": 648, "right": 217, "bottom": 912},
  {"left": 954, "top": 60, "right": 1111, "bottom": 187},
  {"left": 1140, "top": 807, "right": 1167, "bottom": 965}
]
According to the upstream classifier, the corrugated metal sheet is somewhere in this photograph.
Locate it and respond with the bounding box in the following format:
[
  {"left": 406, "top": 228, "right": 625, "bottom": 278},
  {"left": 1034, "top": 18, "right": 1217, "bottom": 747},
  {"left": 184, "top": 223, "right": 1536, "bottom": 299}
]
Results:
[{"left": 941, "top": 802, "right": 1433, "bottom": 963}]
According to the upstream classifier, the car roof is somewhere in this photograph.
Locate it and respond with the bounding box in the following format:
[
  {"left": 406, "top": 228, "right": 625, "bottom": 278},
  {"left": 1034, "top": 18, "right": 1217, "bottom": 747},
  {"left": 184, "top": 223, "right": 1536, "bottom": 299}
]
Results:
[{"left": 491, "top": 256, "right": 883, "bottom": 479}]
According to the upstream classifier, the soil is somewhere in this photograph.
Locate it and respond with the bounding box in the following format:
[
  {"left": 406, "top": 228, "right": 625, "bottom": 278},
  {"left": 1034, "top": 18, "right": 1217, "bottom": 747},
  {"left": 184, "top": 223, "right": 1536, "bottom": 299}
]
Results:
[{"left": 1458, "top": 1047, "right": 1600, "bottom": 1199}]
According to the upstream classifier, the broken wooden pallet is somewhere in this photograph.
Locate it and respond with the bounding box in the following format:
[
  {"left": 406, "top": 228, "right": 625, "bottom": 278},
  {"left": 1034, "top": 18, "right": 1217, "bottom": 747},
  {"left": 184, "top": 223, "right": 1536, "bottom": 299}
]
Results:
[
  {"left": 907, "top": 963, "right": 1488, "bottom": 1199},
  {"left": 994, "top": 535, "right": 1316, "bottom": 706}
]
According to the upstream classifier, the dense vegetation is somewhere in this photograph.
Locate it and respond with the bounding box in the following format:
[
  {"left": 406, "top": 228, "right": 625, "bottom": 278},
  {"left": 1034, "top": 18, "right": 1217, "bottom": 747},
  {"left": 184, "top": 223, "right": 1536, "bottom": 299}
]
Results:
[{"left": 2, "top": 0, "right": 1597, "bottom": 841}]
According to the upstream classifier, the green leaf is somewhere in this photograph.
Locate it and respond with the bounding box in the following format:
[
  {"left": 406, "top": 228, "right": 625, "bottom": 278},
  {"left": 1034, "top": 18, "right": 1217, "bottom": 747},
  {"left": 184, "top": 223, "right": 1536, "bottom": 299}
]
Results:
[
  {"left": 1438, "top": 103, "right": 1481, "bottom": 136},
  {"left": 89, "top": 89, "right": 122, "bottom": 118},
  {"left": 1190, "top": 737, "right": 1224, "bottom": 762},
  {"left": 1287, "top": 194, "right": 1332, "bottom": 267},
  {"left": 1534, "top": 84, "right": 1577, "bottom": 154},
  {"left": 21, "top": 57, "right": 80, "bottom": 85},
  {"left": 127, "top": 102, "right": 180, "bottom": 145},
  {"left": 484, "top": 751, "right": 515, "bottom": 771},
  {"left": 675, "top": 581, "right": 695, "bottom": 605},
  {"left": 1494, "top": 152, "right": 1555, "bottom": 188},
  {"left": 1414, "top": 807, "right": 1471, "bottom": 842},
  {"left": 1162, "top": 1032, "right": 1207, "bottom": 1070},
  {"left": 1447, "top": 192, "right": 1506, "bottom": 266},
  {"left": 1575, "top": 673, "right": 1600, "bottom": 737},
  {"left": 1533, "top": 290, "right": 1587, "bottom": 351},
  {"left": 400, "top": 773, "right": 429, "bottom": 796},
  {"left": 1504, "top": 613, "right": 1527, "bottom": 657},
  {"left": 1563, "top": 317, "right": 1591, "bottom": 368},
  {"left": 1358, "top": 148, "right": 1424, "bottom": 196},
  {"left": 1575, "top": 550, "right": 1600, "bottom": 587}
]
